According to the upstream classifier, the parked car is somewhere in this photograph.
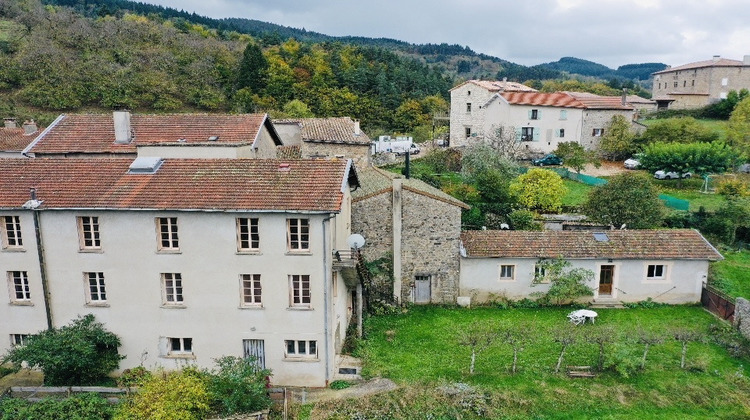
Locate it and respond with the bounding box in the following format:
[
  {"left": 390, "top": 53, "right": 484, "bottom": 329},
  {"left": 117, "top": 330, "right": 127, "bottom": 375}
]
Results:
[
  {"left": 532, "top": 154, "right": 563, "bottom": 166},
  {"left": 654, "top": 170, "right": 692, "bottom": 180},
  {"left": 624, "top": 158, "right": 640, "bottom": 169}
]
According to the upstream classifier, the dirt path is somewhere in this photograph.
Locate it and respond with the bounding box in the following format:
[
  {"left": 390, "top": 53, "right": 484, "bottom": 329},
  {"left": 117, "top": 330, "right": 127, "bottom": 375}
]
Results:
[
  {"left": 577, "top": 161, "right": 629, "bottom": 177},
  {"left": 293, "top": 377, "right": 397, "bottom": 404}
]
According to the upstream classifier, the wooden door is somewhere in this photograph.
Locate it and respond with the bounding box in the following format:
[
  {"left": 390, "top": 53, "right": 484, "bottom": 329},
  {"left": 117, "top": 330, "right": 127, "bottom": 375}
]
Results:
[
  {"left": 599, "top": 265, "right": 614, "bottom": 295},
  {"left": 414, "top": 275, "right": 431, "bottom": 303}
]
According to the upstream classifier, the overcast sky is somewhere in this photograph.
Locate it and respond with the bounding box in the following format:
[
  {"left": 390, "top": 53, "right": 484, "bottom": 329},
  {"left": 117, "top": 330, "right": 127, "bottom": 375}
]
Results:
[{"left": 145, "top": 0, "right": 749, "bottom": 69}]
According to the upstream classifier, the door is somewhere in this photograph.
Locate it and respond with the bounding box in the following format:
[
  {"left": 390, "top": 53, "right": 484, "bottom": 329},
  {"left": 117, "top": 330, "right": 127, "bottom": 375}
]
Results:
[
  {"left": 414, "top": 275, "right": 431, "bottom": 303},
  {"left": 599, "top": 265, "right": 614, "bottom": 295},
  {"left": 243, "top": 339, "right": 266, "bottom": 369}
]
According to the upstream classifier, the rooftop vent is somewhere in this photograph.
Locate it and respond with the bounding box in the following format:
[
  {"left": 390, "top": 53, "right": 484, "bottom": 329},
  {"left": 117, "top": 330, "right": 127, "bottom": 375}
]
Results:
[
  {"left": 23, "top": 120, "right": 37, "bottom": 135},
  {"left": 128, "top": 156, "right": 164, "bottom": 174},
  {"left": 278, "top": 163, "right": 291, "bottom": 172},
  {"left": 208, "top": 135, "right": 219, "bottom": 141},
  {"left": 593, "top": 232, "right": 609, "bottom": 242}
]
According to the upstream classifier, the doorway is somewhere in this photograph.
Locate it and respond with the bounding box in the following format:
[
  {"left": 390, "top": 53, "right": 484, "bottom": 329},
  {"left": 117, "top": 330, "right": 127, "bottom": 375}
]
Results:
[
  {"left": 598, "top": 265, "right": 614, "bottom": 296},
  {"left": 414, "top": 275, "right": 431, "bottom": 303}
]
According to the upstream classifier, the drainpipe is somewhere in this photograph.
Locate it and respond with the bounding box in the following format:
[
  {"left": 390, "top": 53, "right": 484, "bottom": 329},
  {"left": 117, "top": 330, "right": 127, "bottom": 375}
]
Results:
[
  {"left": 321, "top": 213, "right": 336, "bottom": 386},
  {"left": 24, "top": 188, "right": 53, "bottom": 330}
]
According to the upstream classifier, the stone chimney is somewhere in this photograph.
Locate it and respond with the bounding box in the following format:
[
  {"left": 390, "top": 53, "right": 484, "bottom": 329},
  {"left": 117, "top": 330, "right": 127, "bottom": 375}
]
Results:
[
  {"left": 22, "top": 120, "right": 37, "bottom": 135},
  {"left": 712, "top": 55, "right": 721, "bottom": 62},
  {"left": 4, "top": 118, "right": 17, "bottom": 128},
  {"left": 744, "top": 55, "right": 750, "bottom": 65},
  {"left": 621, "top": 88, "right": 627, "bottom": 106},
  {"left": 354, "top": 120, "right": 361, "bottom": 136},
  {"left": 113, "top": 110, "right": 133, "bottom": 144}
]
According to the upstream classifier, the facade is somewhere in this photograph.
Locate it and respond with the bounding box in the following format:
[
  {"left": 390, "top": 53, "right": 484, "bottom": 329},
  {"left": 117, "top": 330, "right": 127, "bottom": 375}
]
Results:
[
  {"left": 351, "top": 167, "right": 469, "bottom": 304},
  {"left": 652, "top": 55, "right": 750, "bottom": 110},
  {"left": 0, "top": 119, "right": 39, "bottom": 158},
  {"left": 273, "top": 117, "right": 371, "bottom": 166},
  {"left": 459, "top": 229, "right": 722, "bottom": 304},
  {"left": 0, "top": 157, "right": 358, "bottom": 387},
  {"left": 449, "top": 79, "right": 537, "bottom": 147},
  {"left": 23, "top": 112, "right": 282, "bottom": 159}
]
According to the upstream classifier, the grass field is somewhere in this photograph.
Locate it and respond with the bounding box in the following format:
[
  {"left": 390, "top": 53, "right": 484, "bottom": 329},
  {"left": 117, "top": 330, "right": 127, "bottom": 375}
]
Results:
[
  {"left": 315, "top": 306, "right": 750, "bottom": 419},
  {"left": 711, "top": 249, "right": 750, "bottom": 299}
]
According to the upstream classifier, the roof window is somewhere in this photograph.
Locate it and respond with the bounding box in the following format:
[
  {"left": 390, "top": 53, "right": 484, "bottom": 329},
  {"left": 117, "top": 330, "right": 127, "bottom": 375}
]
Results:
[
  {"left": 593, "top": 232, "right": 609, "bottom": 242},
  {"left": 128, "top": 156, "right": 163, "bottom": 174}
]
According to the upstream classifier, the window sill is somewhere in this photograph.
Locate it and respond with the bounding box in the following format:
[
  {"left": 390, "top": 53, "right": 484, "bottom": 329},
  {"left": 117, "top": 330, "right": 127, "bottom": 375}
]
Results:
[
  {"left": 161, "top": 304, "right": 187, "bottom": 309},
  {"left": 285, "top": 251, "right": 312, "bottom": 256},
  {"left": 643, "top": 279, "right": 671, "bottom": 284},
  {"left": 162, "top": 353, "right": 196, "bottom": 360},
  {"left": 156, "top": 249, "right": 181, "bottom": 254},
  {"left": 287, "top": 307, "right": 314, "bottom": 311},
  {"left": 85, "top": 302, "right": 110, "bottom": 308},
  {"left": 498, "top": 278, "right": 516, "bottom": 282},
  {"left": 78, "top": 249, "right": 103, "bottom": 253},
  {"left": 239, "top": 305, "right": 264, "bottom": 310},
  {"left": 282, "top": 357, "right": 319, "bottom": 363},
  {"left": 236, "top": 250, "right": 262, "bottom": 255},
  {"left": 1, "top": 248, "right": 25, "bottom": 252},
  {"left": 9, "top": 301, "right": 33, "bottom": 306}
]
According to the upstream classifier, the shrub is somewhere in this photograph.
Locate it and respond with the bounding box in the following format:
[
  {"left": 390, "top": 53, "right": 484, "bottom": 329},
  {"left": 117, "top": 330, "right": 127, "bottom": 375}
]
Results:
[
  {"left": 330, "top": 380, "right": 352, "bottom": 390},
  {"left": 115, "top": 367, "right": 211, "bottom": 420},
  {"left": 116, "top": 366, "right": 152, "bottom": 388},
  {"left": 604, "top": 342, "right": 642, "bottom": 378},
  {"left": 2, "top": 314, "right": 123, "bottom": 386},
  {"left": 205, "top": 356, "right": 272, "bottom": 416},
  {"left": 0, "top": 393, "right": 114, "bottom": 419}
]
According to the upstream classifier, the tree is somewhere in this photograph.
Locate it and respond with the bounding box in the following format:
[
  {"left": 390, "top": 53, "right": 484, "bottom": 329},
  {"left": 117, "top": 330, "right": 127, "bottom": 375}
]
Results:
[
  {"left": 584, "top": 326, "right": 616, "bottom": 371},
  {"left": 206, "top": 356, "right": 273, "bottom": 416},
  {"left": 640, "top": 141, "right": 741, "bottom": 186},
  {"left": 728, "top": 96, "right": 750, "bottom": 156},
  {"left": 456, "top": 322, "right": 496, "bottom": 375},
  {"left": 482, "top": 125, "right": 525, "bottom": 160},
  {"left": 639, "top": 117, "right": 720, "bottom": 144},
  {"left": 599, "top": 115, "right": 637, "bottom": 160},
  {"left": 236, "top": 42, "right": 268, "bottom": 93},
  {"left": 532, "top": 257, "right": 595, "bottom": 306},
  {"left": 499, "top": 323, "right": 531, "bottom": 374},
  {"left": 554, "top": 141, "right": 600, "bottom": 173},
  {"left": 552, "top": 324, "right": 578, "bottom": 373},
  {"left": 508, "top": 209, "right": 543, "bottom": 231},
  {"left": 582, "top": 173, "right": 664, "bottom": 229},
  {"left": 509, "top": 168, "right": 567, "bottom": 213},
  {"left": 2, "top": 314, "right": 123, "bottom": 385},
  {"left": 282, "top": 99, "right": 314, "bottom": 118},
  {"left": 671, "top": 328, "right": 705, "bottom": 369},
  {"left": 636, "top": 328, "right": 664, "bottom": 370}
]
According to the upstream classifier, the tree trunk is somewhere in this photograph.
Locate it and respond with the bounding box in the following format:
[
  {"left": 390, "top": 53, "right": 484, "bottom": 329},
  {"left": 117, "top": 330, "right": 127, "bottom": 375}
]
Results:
[
  {"left": 555, "top": 346, "right": 567, "bottom": 373},
  {"left": 470, "top": 348, "right": 476, "bottom": 374},
  {"left": 512, "top": 347, "right": 518, "bottom": 374},
  {"left": 641, "top": 343, "right": 650, "bottom": 370},
  {"left": 681, "top": 342, "right": 687, "bottom": 369}
]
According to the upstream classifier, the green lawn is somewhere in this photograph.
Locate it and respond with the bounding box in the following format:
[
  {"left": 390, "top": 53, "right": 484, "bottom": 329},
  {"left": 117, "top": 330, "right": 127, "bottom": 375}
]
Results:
[
  {"left": 561, "top": 179, "right": 592, "bottom": 208},
  {"left": 711, "top": 249, "right": 750, "bottom": 299},
  {"left": 639, "top": 118, "right": 730, "bottom": 141},
  {"left": 321, "top": 306, "right": 750, "bottom": 419}
]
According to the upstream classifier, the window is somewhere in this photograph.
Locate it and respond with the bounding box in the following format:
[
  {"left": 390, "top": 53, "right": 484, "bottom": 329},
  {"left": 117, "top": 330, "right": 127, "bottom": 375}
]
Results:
[
  {"left": 521, "top": 127, "right": 534, "bottom": 141},
  {"left": 2, "top": 216, "right": 23, "bottom": 249},
  {"left": 683, "top": 80, "right": 686, "bottom": 87},
  {"left": 558, "top": 129, "right": 565, "bottom": 138},
  {"left": 722, "top": 77, "right": 728, "bottom": 86},
  {"left": 658, "top": 83, "right": 661, "bottom": 89},
  {"left": 237, "top": 218, "right": 260, "bottom": 252},
  {"left": 534, "top": 264, "right": 550, "bottom": 283},
  {"left": 8, "top": 271, "right": 30, "bottom": 302},
  {"left": 559, "top": 110, "right": 567, "bottom": 120},
  {"left": 162, "top": 273, "right": 184, "bottom": 305},
  {"left": 168, "top": 337, "right": 192, "bottom": 355},
  {"left": 241, "top": 274, "right": 262, "bottom": 307},
  {"left": 465, "top": 127, "right": 471, "bottom": 138},
  {"left": 289, "top": 274, "right": 311, "bottom": 307},
  {"left": 692, "top": 80, "right": 695, "bottom": 86},
  {"left": 156, "top": 217, "right": 179, "bottom": 251},
  {"left": 530, "top": 109, "right": 539, "bottom": 120},
  {"left": 287, "top": 219, "right": 309, "bottom": 252},
  {"left": 85, "top": 272, "right": 107, "bottom": 304},
  {"left": 466, "top": 102, "right": 472, "bottom": 112},
  {"left": 10, "top": 334, "right": 29, "bottom": 347},
  {"left": 673, "top": 82, "right": 678, "bottom": 88},
  {"left": 646, "top": 264, "right": 667, "bottom": 281},
  {"left": 77, "top": 216, "right": 101, "bottom": 250},
  {"left": 499, "top": 265, "right": 515, "bottom": 280},
  {"left": 592, "top": 128, "right": 604, "bottom": 137},
  {"left": 285, "top": 339, "right": 317, "bottom": 359}
]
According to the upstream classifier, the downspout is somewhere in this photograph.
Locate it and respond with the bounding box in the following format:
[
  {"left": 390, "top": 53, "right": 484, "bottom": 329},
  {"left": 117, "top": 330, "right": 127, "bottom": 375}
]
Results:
[
  {"left": 321, "top": 213, "right": 336, "bottom": 386},
  {"left": 24, "top": 188, "right": 53, "bottom": 330}
]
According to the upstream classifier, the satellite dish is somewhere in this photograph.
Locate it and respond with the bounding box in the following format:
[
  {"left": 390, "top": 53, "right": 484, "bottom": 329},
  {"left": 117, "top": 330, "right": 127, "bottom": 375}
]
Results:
[{"left": 347, "top": 234, "right": 366, "bottom": 250}]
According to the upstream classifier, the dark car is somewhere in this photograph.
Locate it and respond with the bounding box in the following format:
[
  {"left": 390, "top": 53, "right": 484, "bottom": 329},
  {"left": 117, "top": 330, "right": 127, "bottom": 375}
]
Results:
[{"left": 532, "top": 154, "right": 563, "bottom": 166}]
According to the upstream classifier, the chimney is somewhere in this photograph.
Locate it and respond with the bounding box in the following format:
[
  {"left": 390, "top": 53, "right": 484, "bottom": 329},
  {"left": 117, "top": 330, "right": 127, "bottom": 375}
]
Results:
[
  {"left": 113, "top": 110, "right": 133, "bottom": 144},
  {"left": 712, "top": 55, "right": 721, "bottom": 62},
  {"left": 4, "top": 118, "right": 17, "bottom": 128},
  {"left": 621, "top": 88, "right": 627, "bottom": 106},
  {"left": 354, "top": 120, "right": 361, "bottom": 136},
  {"left": 22, "top": 120, "right": 37, "bottom": 135},
  {"left": 744, "top": 55, "right": 750, "bottom": 65}
]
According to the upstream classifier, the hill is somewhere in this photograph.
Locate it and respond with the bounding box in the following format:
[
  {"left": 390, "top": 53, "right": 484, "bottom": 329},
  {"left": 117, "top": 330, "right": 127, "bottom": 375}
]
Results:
[{"left": 538, "top": 57, "right": 667, "bottom": 81}]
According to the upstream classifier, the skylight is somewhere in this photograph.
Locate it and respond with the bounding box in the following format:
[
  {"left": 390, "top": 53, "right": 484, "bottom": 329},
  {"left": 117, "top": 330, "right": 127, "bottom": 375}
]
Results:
[{"left": 593, "top": 232, "right": 609, "bottom": 242}]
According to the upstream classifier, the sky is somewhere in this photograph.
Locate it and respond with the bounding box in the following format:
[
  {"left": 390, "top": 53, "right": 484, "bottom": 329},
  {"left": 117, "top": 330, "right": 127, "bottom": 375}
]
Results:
[{"left": 145, "top": 0, "right": 750, "bottom": 69}]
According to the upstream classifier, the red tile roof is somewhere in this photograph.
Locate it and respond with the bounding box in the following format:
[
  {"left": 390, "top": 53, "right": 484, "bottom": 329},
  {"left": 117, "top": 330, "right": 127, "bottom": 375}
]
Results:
[
  {"left": 275, "top": 117, "right": 371, "bottom": 145},
  {"left": 0, "top": 127, "right": 39, "bottom": 152},
  {"left": 653, "top": 58, "right": 747, "bottom": 75},
  {"left": 461, "top": 229, "right": 722, "bottom": 261},
  {"left": 500, "top": 92, "right": 634, "bottom": 110},
  {"left": 451, "top": 80, "right": 538, "bottom": 93},
  {"left": 27, "top": 113, "right": 279, "bottom": 155},
  {"left": 0, "top": 158, "right": 351, "bottom": 212},
  {"left": 565, "top": 92, "right": 636, "bottom": 110}
]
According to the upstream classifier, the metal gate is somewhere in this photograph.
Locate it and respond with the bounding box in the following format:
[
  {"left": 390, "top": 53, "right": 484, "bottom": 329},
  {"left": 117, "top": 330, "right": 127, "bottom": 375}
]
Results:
[{"left": 243, "top": 339, "right": 266, "bottom": 369}]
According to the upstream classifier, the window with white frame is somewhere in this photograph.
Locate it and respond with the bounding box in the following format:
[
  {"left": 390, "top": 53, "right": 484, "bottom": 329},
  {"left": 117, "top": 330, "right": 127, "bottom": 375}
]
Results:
[
  {"left": 77, "top": 216, "right": 101, "bottom": 250},
  {"left": 8, "top": 271, "right": 30, "bottom": 302},
  {"left": 240, "top": 274, "right": 262, "bottom": 307},
  {"left": 10, "top": 334, "right": 29, "bottom": 347},
  {"left": 558, "top": 129, "right": 565, "bottom": 138},
  {"left": 646, "top": 264, "right": 667, "bottom": 281},
  {"left": 85, "top": 272, "right": 107, "bottom": 304},
  {"left": 499, "top": 264, "right": 515, "bottom": 280},
  {"left": 284, "top": 339, "right": 317, "bottom": 359},
  {"left": 168, "top": 337, "right": 193, "bottom": 355},
  {"left": 156, "top": 217, "right": 179, "bottom": 251},
  {"left": 521, "top": 127, "right": 534, "bottom": 141},
  {"left": 237, "top": 218, "right": 260, "bottom": 252},
  {"left": 534, "top": 264, "right": 550, "bottom": 283},
  {"left": 162, "top": 273, "right": 184, "bottom": 305},
  {"left": 289, "top": 274, "right": 311, "bottom": 307},
  {"left": 530, "top": 109, "right": 539, "bottom": 120},
  {"left": 287, "top": 219, "right": 309, "bottom": 252},
  {"left": 592, "top": 128, "right": 604, "bottom": 137},
  {"left": 2, "top": 215, "right": 23, "bottom": 249}
]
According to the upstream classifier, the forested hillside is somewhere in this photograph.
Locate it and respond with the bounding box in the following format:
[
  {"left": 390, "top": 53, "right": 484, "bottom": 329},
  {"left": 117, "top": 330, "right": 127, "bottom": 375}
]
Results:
[{"left": 538, "top": 57, "right": 667, "bottom": 81}]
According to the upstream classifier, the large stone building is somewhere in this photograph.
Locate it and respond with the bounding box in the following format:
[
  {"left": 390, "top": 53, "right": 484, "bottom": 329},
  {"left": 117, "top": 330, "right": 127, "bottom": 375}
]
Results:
[
  {"left": 0, "top": 157, "right": 359, "bottom": 387},
  {"left": 273, "top": 117, "right": 371, "bottom": 166},
  {"left": 652, "top": 55, "right": 750, "bottom": 110}
]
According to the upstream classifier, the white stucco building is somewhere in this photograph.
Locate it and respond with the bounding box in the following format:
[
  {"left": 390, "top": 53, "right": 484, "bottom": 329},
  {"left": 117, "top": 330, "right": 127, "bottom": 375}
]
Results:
[
  {"left": 0, "top": 157, "right": 359, "bottom": 387},
  {"left": 459, "top": 229, "right": 722, "bottom": 305}
]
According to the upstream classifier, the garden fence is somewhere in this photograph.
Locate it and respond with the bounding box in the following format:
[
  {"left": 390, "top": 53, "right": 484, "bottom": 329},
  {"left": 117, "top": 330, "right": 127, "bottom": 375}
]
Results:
[{"left": 701, "top": 284, "right": 735, "bottom": 323}]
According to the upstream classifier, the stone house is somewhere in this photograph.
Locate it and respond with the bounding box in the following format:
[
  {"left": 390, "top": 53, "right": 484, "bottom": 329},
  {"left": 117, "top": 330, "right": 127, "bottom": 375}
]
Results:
[
  {"left": 351, "top": 167, "right": 469, "bottom": 304},
  {"left": 23, "top": 111, "right": 283, "bottom": 159},
  {"left": 0, "top": 118, "right": 40, "bottom": 158},
  {"left": 459, "top": 229, "right": 722, "bottom": 305},
  {"left": 273, "top": 117, "right": 371, "bottom": 166},
  {"left": 652, "top": 55, "right": 750, "bottom": 110},
  {"left": 0, "top": 157, "right": 359, "bottom": 387}
]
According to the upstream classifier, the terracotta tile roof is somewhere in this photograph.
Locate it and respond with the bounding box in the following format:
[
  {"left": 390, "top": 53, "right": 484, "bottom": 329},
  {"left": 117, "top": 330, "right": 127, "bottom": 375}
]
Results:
[
  {"left": 451, "top": 80, "right": 537, "bottom": 93},
  {"left": 276, "top": 145, "right": 302, "bottom": 159},
  {"left": 499, "top": 92, "right": 634, "bottom": 110},
  {"left": 460, "top": 229, "right": 722, "bottom": 261},
  {"left": 564, "top": 92, "right": 635, "bottom": 110},
  {"left": 276, "top": 117, "right": 371, "bottom": 145},
  {"left": 352, "top": 166, "right": 469, "bottom": 209},
  {"left": 27, "top": 113, "right": 279, "bottom": 155},
  {"left": 653, "top": 58, "right": 747, "bottom": 75},
  {"left": 624, "top": 95, "right": 656, "bottom": 105},
  {"left": 0, "top": 127, "right": 39, "bottom": 152},
  {"left": 0, "top": 158, "right": 351, "bottom": 212}
]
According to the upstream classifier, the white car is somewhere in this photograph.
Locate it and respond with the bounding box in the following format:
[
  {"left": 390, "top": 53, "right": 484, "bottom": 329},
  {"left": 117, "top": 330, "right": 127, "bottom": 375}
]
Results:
[
  {"left": 623, "top": 158, "right": 640, "bottom": 169},
  {"left": 654, "top": 170, "right": 692, "bottom": 180}
]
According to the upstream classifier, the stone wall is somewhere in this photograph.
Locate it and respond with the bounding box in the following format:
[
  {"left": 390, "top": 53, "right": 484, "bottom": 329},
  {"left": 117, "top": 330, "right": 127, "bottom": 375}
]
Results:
[
  {"left": 301, "top": 142, "right": 370, "bottom": 166},
  {"left": 351, "top": 192, "right": 393, "bottom": 263},
  {"left": 652, "top": 63, "right": 750, "bottom": 109},
  {"left": 581, "top": 109, "right": 634, "bottom": 150},
  {"left": 450, "top": 84, "right": 492, "bottom": 147},
  {"left": 399, "top": 189, "right": 462, "bottom": 304},
  {"left": 735, "top": 298, "right": 750, "bottom": 340}
]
